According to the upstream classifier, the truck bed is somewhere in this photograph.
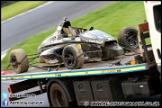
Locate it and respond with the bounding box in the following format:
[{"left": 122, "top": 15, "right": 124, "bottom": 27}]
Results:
[{"left": 1, "top": 54, "right": 153, "bottom": 81}]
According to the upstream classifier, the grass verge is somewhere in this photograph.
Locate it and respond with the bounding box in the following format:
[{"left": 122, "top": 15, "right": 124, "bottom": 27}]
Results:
[
  {"left": 1, "top": 1, "right": 47, "bottom": 21},
  {"left": 1, "top": 1, "right": 146, "bottom": 70}
]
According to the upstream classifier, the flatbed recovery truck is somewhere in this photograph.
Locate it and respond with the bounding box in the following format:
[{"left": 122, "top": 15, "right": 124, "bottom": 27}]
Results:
[
  {"left": 1, "top": 25, "right": 161, "bottom": 106},
  {"left": 1, "top": 1, "right": 161, "bottom": 107}
]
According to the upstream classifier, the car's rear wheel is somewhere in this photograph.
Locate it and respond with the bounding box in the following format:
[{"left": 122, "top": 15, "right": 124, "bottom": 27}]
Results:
[
  {"left": 118, "top": 27, "right": 138, "bottom": 51},
  {"left": 10, "top": 49, "right": 29, "bottom": 74},
  {"left": 62, "top": 44, "right": 84, "bottom": 69}
]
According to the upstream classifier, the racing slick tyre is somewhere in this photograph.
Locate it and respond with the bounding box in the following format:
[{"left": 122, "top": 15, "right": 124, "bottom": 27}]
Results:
[
  {"left": 62, "top": 44, "right": 84, "bottom": 69},
  {"left": 118, "top": 27, "right": 138, "bottom": 51},
  {"left": 10, "top": 49, "right": 29, "bottom": 74},
  {"left": 49, "top": 83, "right": 70, "bottom": 107}
]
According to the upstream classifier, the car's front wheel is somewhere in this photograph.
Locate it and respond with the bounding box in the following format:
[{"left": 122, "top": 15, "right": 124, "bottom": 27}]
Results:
[
  {"left": 62, "top": 44, "right": 84, "bottom": 69},
  {"left": 10, "top": 49, "right": 29, "bottom": 73},
  {"left": 118, "top": 27, "right": 138, "bottom": 51}
]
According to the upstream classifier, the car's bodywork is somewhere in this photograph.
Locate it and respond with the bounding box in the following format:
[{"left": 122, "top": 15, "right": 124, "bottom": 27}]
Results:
[{"left": 37, "top": 17, "right": 124, "bottom": 69}]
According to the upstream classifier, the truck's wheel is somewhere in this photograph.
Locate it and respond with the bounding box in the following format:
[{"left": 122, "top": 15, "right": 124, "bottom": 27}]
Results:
[
  {"left": 118, "top": 27, "right": 138, "bottom": 51},
  {"left": 62, "top": 44, "right": 84, "bottom": 69},
  {"left": 49, "top": 83, "right": 69, "bottom": 107},
  {"left": 10, "top": 49, "right": 29, "bottom": 74}
]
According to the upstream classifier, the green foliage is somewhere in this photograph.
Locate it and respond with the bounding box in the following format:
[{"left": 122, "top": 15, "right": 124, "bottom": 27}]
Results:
[
  {"left": 71, "top": 1, "right": 146, "bottom": 37},
  {"left": 1, "top": 1, "right": 47, "bottom": 21}
]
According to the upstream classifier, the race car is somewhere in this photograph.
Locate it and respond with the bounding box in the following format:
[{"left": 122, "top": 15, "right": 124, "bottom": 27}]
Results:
[
  {"left": 10, "top": 17, "right": 126, "bottom": 73},
  {"left": 37, "top": 17, "right": 125, "bottom": 68}
]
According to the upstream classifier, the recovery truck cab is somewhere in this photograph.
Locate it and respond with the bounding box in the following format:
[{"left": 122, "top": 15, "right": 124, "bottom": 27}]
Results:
[
  {"left": 144, "top": 1, "right": 161, "bottom": 73},
  {"left": 1, "top": 1, "right": 161, "bottom": 107}
]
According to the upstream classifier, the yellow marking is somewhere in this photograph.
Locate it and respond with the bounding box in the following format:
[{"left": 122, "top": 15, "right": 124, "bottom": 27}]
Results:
[
  {"left": 68, "top": 34, "right": 72, "bottom": 36},
  {"left": 101, "top": 70, "right": 121, "bottom": 73},
  {"left": 77, "top": 44, "right": 81, "bottom": 48},
  {"left": 8, "top": 77, "right": 14, "bottom": 80},
  {"left": 1, "top": 78, "right": 6, "bottom": 80},
  {"left": 130, "top": 60, "right": 137, "bottom": 65},
  {"left": 23, "top": 76, "right": 32, "bottom": 79},
  {"left": 1, "top": 65, "right": 146, "bottom": 80},
  {"left": 60, "top": 71, "right": 102, "bottom": 76},
  {"left": 121, "top": 66, "right": 145, "bottom": 72},
  {"left": 32, "top": 74, "right": 54, "bottom": 78},
  {"left": 82, "top": 29, "right": 84, "bottom": 33},
  {"left": 55, "top": 74, "right": 61, "bottom": 76}
]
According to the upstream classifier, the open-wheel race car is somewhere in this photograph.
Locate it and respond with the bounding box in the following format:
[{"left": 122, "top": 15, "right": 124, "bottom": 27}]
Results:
[{"left": 9, "top": 17, "right": 138, "bottom": 74}]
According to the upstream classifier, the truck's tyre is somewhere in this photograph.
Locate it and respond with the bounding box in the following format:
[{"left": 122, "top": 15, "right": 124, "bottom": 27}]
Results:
[
  {"left": 49, "top": 83, "right": 69, "bottom": 107},
  {"left": 62, "top": 44, "right": 84, "bottom": 69},
  {"left": 118, "top": 27, "right": 138, "bottom": 51},
  {"left": 10, "top": 49, "right": 29, "bottom": 74}
]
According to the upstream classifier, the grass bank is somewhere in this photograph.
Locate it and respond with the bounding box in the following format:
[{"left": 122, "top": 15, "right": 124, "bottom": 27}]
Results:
[
  {"left": 1, "top": 1, "right": 146, "bottom": 70},
  {"left": 1, "top": 1, "right": 47, "bottom": 21}
]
